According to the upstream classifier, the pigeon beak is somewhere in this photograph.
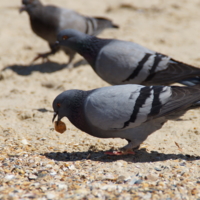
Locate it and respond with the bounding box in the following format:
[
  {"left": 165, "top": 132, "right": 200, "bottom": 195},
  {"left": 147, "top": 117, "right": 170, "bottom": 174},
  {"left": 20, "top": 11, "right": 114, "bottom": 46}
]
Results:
[
  {"left": 52, "top": 112, "right": 58, "bottom": 123},
  {"left": 19, "top": 5, "right": 26, "bottom": 13}
]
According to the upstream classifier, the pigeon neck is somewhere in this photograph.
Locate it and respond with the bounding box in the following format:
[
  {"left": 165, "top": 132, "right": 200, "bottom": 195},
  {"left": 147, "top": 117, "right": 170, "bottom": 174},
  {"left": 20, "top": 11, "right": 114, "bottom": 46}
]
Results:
[
  {"left": 67, "top": 91, "right": 91, "bottom": 133},
  {"left": 27, "top": 4, "right": 43, "bottom": 18},
  {"left": 73, "top": 36, "right": 111, "bottom": 69}
]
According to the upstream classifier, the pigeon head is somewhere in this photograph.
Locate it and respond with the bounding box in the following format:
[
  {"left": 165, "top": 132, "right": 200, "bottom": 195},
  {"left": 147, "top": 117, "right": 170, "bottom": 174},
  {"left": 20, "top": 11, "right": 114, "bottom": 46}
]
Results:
[
  {"left": 20, "top": 0, "right": 42, "bottom": 13},
  {"left": 56, "top": 29, "right": 87, "bottom": 50},
  {"left": 52, "top": 90, "right": 79, "bottom": 123}
]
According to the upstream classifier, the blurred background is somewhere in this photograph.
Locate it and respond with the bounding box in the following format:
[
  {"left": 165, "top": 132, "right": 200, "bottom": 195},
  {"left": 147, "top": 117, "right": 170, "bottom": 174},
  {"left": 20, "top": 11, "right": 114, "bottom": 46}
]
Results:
[{"left": 2, "top": 0, "right": 200, "bottom": 69}]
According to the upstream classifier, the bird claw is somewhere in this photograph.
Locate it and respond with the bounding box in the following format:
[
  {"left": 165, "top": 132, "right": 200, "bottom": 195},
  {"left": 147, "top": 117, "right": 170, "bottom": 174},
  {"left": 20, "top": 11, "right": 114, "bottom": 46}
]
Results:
[
  {"left": 105, "top": 150, "right": 135, "bottom": 156},
  {"left": 32, "top": 53, "right": 51, "bottom": 63}
]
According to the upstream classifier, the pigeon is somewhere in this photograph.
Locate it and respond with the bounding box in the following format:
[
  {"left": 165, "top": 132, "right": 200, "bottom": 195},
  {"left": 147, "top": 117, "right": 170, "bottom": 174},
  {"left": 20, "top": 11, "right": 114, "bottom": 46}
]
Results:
[
  {"left": 52, "top": 84, "right": 200, "bottom": 155},
  {"left": 20, "top": 0, "right": 119, "bottom": 65},
  {"left": 57, "top": 29, "right": 200, "bottom": 86}
]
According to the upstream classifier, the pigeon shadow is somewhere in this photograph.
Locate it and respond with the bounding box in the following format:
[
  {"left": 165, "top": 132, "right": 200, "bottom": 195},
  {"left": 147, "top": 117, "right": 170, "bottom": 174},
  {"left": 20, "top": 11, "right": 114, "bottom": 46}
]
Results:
[
  {"left": 33, "top": 108, "right": 53, "bottom": 113},
  {"left": 2, "top": 62, "right": 66, "bottom": 76},
  {"left": 2, "top": 59, "right": 87, "bottom": 76},
  {"left": 42, "top": 148, "right": 200, "bottom": 163}
]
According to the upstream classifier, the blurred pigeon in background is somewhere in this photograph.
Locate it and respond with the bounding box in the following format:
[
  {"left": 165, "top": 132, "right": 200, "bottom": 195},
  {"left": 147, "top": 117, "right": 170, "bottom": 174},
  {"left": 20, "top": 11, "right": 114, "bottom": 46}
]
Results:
[
  {"left": 52, "top": 84, "right": 200, "bottom": 155},
  {"left": 57, "top": 29, "right": 200, "bottom": 86},
  {"left": 20, "top": 0, "right": 118, "bottom": 66}
]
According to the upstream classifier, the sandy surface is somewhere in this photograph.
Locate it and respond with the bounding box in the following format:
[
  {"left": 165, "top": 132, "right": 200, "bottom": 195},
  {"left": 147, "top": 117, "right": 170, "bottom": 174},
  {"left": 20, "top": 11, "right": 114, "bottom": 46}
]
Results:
[{"left": 1, "top": 0, "right": 200, "bottom": 199}]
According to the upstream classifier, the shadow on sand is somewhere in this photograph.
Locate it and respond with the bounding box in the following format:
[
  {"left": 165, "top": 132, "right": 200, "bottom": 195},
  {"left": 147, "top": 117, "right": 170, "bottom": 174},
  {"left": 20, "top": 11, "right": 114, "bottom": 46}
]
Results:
[
  {"left": 2, "top": 59, "right": 87, "bottom": 76},
  {"left": 43, "top": 148, "right": 200, "bottom": 163}
]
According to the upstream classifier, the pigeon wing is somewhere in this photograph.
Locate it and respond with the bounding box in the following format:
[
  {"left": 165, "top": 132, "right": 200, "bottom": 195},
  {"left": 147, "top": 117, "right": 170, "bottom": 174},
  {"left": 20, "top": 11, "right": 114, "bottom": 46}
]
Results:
[
  {"left": 84, "top": 85, "right": 172, "bottom": 131},
  {"left": 95, "top": 40, "right": 171, "bottom": 85}
]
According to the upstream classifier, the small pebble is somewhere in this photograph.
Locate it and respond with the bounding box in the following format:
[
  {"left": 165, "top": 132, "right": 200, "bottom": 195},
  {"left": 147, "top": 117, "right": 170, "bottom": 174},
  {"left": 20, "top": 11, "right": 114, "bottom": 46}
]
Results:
[
  {"left": 154, "top": 167, "right": 162, "bottom": 171},
  {"left": 4, "top": 174, "right": 15, "bottom": 181},
  {"left": 28, "top": 174, "right": 38, "bottom": 180}
]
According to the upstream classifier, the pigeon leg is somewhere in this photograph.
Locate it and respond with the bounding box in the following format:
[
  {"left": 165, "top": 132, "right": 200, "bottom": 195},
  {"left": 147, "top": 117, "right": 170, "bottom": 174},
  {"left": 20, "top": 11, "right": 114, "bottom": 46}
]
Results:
[
  {"left": 105, "top": 140, "right": 139, "bottom": 156},
  {"left": 32, "top": 52, "right": 52, "bottom": 63},
  {"left": 31, "top": 43, "right": 59, "bottom": 64},
  {"left": 68, "top": 52, "right": 76, "bottom": 65},
  {"left": 105, "top": 150, "right": 135, "bottom": 155},
  {"left": 65, "top": 51, "right": 76, "bottom": 69}
]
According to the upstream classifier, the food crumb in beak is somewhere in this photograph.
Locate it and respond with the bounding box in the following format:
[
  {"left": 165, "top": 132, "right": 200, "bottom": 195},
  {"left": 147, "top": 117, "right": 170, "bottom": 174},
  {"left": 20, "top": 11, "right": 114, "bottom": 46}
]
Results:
[{"left": 54, "top": 121, "right": 66, "bottom": 134}]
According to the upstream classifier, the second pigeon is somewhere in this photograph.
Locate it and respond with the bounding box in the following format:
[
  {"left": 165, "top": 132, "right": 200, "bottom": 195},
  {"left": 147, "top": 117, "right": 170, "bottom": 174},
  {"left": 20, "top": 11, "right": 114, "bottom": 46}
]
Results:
[{"left": 57, "top": 29, "right": 200, "bottom": 86}]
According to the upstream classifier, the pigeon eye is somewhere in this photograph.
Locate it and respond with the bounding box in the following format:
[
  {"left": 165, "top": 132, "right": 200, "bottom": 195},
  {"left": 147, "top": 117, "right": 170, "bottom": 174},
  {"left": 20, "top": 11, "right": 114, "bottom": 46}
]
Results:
[
  {"left": 57, "top": 103, "right": 61, "bottom": 107},
  {"left": 62, "top": 35, "right": 68, "bottom": 40}
]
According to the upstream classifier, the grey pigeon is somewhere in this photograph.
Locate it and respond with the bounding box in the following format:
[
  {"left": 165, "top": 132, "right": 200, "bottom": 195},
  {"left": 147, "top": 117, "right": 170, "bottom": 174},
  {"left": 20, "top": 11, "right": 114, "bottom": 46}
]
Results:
[
  {"left": 52, "top": 84, "right": 200, "bottom": 155},
  {"left": 57, "top": 29, "right": 200, "bottom": 86},
  {"left": 20, "top": 0, "right": 118, "bottom": 65}
]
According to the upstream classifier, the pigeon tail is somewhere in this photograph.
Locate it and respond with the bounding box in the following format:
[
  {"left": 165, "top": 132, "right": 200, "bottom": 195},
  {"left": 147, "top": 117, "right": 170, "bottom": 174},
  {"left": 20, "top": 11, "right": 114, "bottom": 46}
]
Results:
[
  {"left": 112, "top": 24, "right": 120, "bottom": 29},
  {"left": 178, "top": 76, "right": 200, "bottom": 86},
  {"left": 143, "top": 59, "right": 200, "bottom": 86},
  {"left": 92, "top": 17, "right": 119, "bottom": 35},
  {"left": 95, "top": 17, "right": 119, "bottom": 28}
]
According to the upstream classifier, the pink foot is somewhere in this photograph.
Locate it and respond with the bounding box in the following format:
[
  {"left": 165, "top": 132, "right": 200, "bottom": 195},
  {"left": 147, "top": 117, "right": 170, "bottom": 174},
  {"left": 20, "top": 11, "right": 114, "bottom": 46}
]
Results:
[
  {"left": 32, "top": 53, "right": 51, "bottom": 63},
  {"left": 105, "top": 151, "right": 135, "bottom": 155}
]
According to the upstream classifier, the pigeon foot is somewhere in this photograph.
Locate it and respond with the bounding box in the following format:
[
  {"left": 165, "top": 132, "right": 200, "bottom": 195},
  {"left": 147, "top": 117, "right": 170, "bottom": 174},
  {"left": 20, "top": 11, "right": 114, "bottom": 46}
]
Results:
[
  {"left": 105, "top": 150, "right": 135, "bottom": 156},
  {"left": 32, "top": 52, "right": 51, "bottom": 63}
]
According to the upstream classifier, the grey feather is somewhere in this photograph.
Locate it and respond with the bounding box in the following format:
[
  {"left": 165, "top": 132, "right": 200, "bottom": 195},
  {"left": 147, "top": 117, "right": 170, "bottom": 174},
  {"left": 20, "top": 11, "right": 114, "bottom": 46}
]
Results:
[
  {"left": 52, "top": 84, "right": 200, "bottom": 151},
  {"left": 20, "top": 0, "right": 118, "bottom": 64},
  {"left": 57, "top": 29, "right": 200, "bottom": 85}
]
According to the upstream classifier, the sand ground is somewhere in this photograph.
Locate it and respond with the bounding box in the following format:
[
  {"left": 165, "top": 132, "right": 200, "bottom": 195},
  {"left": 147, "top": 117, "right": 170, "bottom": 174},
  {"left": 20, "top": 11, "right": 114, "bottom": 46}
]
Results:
[{"left": 1, "top": 0, "right": 200, "bottom": 199}]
